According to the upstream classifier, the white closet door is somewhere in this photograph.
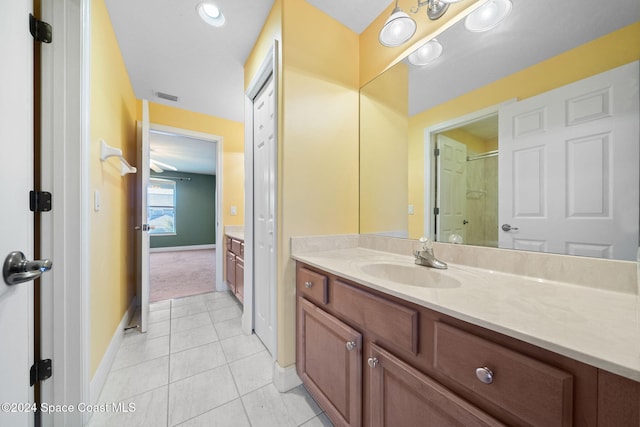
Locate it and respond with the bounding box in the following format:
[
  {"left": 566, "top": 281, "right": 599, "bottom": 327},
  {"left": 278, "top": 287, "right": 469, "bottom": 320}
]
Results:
[
  {"left": 499, "top": 61, "right": 639, "bottom": 260},
  {"left": 253, "top": 75, "right": 276, "bottom": 355}
]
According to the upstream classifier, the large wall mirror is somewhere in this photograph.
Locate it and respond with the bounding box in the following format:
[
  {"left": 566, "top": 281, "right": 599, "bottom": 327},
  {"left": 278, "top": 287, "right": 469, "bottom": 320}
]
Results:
[{"left": 360, "top": 0, "right": 640, "bottom": 261}]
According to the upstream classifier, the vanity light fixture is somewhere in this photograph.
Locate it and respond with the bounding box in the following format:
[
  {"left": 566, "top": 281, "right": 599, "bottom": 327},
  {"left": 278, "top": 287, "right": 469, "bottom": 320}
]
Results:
[
  {"left": 379, "top": 0, "right": 417, "bottom": 47},
  {"left": 412, "top": 0, "right": 465, "bottom": 21},
  {"left": 407, "top": 39, "right": 443, "bottom": 66},
  {"left": 197, "top": 2, "right": 226, "bottom": 27},
  {"left": 464, "top": 0, "right": 512, "bottom": 32}
]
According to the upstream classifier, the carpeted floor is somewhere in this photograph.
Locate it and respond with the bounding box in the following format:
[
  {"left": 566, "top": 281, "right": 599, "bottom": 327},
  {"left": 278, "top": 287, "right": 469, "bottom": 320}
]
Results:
[{"left": 149, "top": 249, "right": 216, "bottom": 302}]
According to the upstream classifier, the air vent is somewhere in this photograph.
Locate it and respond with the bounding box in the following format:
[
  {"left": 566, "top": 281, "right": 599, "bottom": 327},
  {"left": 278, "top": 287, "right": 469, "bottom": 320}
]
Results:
[{"left": 155, "top": 91, "right": 179, "bottom": 102}]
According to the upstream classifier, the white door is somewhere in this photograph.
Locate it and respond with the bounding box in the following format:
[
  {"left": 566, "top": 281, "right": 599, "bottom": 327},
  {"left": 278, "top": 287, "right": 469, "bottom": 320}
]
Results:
[
  {"left": 0, "top": 1, "right": 36, "bottom": 425},
  {"left": 499, "top": 61, "right": 639, "bottom": 260},
  {"left": 253, "top": 75, "right": 276, "bottom": 355},
  {"left": 436, "top": 135, "right": 467, "bottom": 243},
  {"left": 136, "top": 100, "right": 151, "bottom": 332}
]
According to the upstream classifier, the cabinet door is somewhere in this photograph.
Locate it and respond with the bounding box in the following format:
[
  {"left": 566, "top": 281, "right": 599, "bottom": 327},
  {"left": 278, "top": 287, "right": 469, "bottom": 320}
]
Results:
[
  {"left": 368, "top": 343, "right": 506, "bottom": 427},
  {"left": 236, "top": 257, "right": 244, "bottom": 303},
  {"left": 226, "top": 252, "right": 236, "bottom": 293},
  {"left": 297, "top": 298, "right": 362, "bottom": 427}
]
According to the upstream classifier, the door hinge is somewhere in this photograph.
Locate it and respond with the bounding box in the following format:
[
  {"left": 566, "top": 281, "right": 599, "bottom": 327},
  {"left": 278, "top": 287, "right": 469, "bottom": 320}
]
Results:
[
  {"left": 29, "top": 14, "right": 52, "bottom": 43},
  {"left": 30, "top": 191, "right": 52, "bottom": 212},
  {"left": 434, "top": 148, "right": 440, "bottom": 156},
  {"left": 434, "top": 207, "right": 440, "bottom": 215},
  {"left": 30, "top": 359, "right": 52, "bottom": 386}
]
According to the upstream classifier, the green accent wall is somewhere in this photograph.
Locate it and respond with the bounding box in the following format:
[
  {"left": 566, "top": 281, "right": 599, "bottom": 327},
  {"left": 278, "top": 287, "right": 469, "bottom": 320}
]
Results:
[{"left": 150, "top": 171, "right": 216, "bottom": 248}]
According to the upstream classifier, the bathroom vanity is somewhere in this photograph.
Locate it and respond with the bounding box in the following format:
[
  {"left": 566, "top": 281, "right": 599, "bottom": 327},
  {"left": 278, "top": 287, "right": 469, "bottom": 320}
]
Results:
[
  {"left": 293, "top": 236, "right": 640, "bottom": 427},
  {"left": 225, "top": 231, "right": 244, "bottom": 303}
]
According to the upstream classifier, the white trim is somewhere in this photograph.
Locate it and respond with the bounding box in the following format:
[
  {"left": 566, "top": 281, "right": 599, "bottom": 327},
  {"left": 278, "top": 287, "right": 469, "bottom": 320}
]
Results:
[
  {"left": 423, "top": 100, "right": 516, "bottom": 239},
  {"left": 272, "top": 361, "right": 302, "bottom": 393},
  {"left": 147, "top": 123, "right": 225, "bottom": 292},
  {"left": 89, "top": 298, "right": 136, "bottom": 405},
  {"left": 150, "top": 244, "right": 216, "bottom": 253},
  {"left": 243, "top": 41, "right": 279, "bottom": 357},
  {"left": 39, "top": 1, "right": 90, "bottom": 426}
]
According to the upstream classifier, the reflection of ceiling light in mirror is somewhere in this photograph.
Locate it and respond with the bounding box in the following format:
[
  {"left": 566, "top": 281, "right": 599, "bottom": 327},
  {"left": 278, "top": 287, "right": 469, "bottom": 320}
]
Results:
[
  {"left": 150, "top": 159, "right": 178, "bottom": 172},
  {"left": 465, "top": 0, "right": 512, "bottom": 32},
  {"left": 197, "top": 3, "right": 226, "bottom": 27},
  {"left": 379, "top": 0, "right": 417, "bottom": 47},
  {"left": 408, "top": 39, "right": 443, "bottom": 66}
]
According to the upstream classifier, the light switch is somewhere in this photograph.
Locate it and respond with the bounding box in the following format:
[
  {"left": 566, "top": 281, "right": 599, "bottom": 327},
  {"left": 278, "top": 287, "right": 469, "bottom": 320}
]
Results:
[
  {"left": 408, "top": 204, "right": 414, "bottom": 215},
  {"left": 230, "top": 205, "right": 237, "bottom": 216},
  {"left": 94, "top": 190, "right": 100, "bottom": 212}
]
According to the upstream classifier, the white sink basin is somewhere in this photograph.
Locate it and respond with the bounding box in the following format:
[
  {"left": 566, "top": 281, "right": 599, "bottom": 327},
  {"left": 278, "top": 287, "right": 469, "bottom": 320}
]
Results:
[{"left": 359, "top": 262, "right": 462, "bottom": 289}]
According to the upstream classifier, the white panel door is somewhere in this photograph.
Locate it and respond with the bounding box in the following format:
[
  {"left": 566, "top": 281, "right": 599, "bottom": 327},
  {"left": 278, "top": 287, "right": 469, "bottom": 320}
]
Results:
[
  {"left": 436, "top": 135, "right": 467, "bottom": 243},
  {"left": 253, "top": 75, "right": 276, "bottom": 355},
  {"left": 0, "top": 1, "right": 35, "bottom": 425},
  {"left": 137, "top": 100, "right": 151, "bottom": 332},
  {"left": 499, "top": 61, "right": 639, "bottom": 259}
]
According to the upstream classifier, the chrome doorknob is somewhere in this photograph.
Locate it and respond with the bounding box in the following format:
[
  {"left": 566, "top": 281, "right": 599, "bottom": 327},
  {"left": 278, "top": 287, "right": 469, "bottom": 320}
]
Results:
[
  {"left": 501, "top": 224, "right": 519, "bottom": 232},
  {"left": 3, "top": 251, "right": 52, "bottom": 286}
]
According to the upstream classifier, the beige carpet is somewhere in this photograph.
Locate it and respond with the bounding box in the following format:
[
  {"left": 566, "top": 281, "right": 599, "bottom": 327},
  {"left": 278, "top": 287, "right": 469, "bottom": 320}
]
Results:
[{"left": 149, "top": 249, "right": 216, "bottom": 302}]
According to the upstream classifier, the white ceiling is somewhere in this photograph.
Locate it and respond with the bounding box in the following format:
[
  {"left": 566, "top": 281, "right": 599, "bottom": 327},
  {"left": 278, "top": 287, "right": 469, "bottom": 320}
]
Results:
[
  {"left": 106, "top": 0, "right": 639, "bottom": 175},
  {"left": 149, "top": 131, "right": 217, "bottom": 175}
]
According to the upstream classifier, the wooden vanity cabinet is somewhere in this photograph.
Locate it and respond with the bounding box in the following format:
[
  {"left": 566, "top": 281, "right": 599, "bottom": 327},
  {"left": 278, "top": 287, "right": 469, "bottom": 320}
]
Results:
[
  {"left": 225, "top": 235, "right": 244, "bottom": 303},
  {"left": 297, "top": 297, "right": 362, "bottom": 427},
  {"left": 295, "top": 262, "right": 640, "bottom": 427}
]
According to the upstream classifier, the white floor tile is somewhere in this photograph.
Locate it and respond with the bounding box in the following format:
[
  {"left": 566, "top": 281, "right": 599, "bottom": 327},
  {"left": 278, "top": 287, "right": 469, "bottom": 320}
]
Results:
[
  {"left": 150, "top": 300, "right": 171, "bottom": 312},
  {"left": 229, "top": 350, "right": 273, "bottom": 395},
  {"left": 171, "top": 295, "right": 206, "bottom": 307},
  {"left": 280, "top": 385, "right": 323, "bottom": 426},
  {"left": 98, "top": 356, "right": 169, "bottom": 403},
  {"left": 213, "top": 317, "right": 243, "bottom": 341},
  {"left": 171, "top": 300, "right": 208, "bottom": 319},
  {"left": 205, "top": 296, "right": 238, "bottom": 312},
  {"left": 170, "top": 325, "right": 219, "bottom": 354},
  {"left": 87, "top": 386, "right": 168, "bottom": 427},
  {"left": 112, "top": 335, "right": 170, "bottom": 371},
  {"left": 208, "top": 305, "right": 243, "bottom": 323},
  {"left": 202, "top": 291, "right": 234, "bottom": 302},
  {"left": 122, "top": 320, "right": 170, "bottom": 346},
  {"left": 168, "top": 365, "right": 239, "bottom": 426},
  {"left": 171, "top": 312, "right": 212, "bottom": 334},
  {"left": 174, "top": 399, "right": 250, "bottom": 427},
  {"left": 242, "top": 384, "right": 295, "bottom": 427},
  {"left": 299, "top": 413, "right": 334, "bottom": 427},
  {"left": 220, "top": 333, "right": 266, "bottom": 362},
  {"left": 170, "top": 342, "right": 227, "bottom": 383},
  {"left": 149, "top": 308, "right": 171, "bottom": 324}
]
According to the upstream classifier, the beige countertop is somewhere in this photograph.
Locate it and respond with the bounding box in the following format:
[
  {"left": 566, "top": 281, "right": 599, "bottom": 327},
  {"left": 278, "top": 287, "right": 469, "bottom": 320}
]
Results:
[
  {"left": 225, "top": 226, "right": 244, "bottom": 241},
  {"left": 292, "top": 245, "right": 640, "bottom": 382}
]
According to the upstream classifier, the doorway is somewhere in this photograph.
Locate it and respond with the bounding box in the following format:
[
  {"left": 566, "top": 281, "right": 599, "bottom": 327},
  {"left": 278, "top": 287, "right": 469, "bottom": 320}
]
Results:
[{"left": 144, "top": 124, "right": 224, "bottom": 305}]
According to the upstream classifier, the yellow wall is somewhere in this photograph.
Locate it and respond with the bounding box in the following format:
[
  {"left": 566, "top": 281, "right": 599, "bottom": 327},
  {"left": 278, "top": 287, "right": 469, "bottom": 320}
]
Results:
[
  {"left": 89, "top": 0, "right": 138, "bottom": 376},
  {"left": 244, "top": 0, "right": 359, "bottom": 368},
  {"left": 279, "top": 0, "right": 359, "bottom": 366},
  {"left": 407, "top": 22, "right": 640, "bottom": 237},
  {"left": 360, "top": 63, "right": 409, "bottom": 235},
  {"left": 137, "top": 101, "right": 245, "bottom": 226},
  {"left": 359, "top": 0, "right": 482, "bottom": 86}
]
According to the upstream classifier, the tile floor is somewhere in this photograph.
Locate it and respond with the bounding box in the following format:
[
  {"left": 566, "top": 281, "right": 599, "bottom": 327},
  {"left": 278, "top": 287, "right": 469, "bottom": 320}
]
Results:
[{"left": 88, "top": 291, "right": 333, "bottom": 427}]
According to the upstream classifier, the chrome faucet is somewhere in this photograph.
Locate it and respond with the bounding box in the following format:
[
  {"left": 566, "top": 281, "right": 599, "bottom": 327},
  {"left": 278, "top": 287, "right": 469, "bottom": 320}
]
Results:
[{"left": 414, "top": 237, "right": 447, "bottom": 269}]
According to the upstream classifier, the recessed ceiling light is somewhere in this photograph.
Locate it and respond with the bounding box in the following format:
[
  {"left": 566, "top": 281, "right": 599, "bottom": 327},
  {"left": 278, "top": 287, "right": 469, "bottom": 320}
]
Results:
[{"left": 197, "top": 2, "right": 226, "bottom": 27}]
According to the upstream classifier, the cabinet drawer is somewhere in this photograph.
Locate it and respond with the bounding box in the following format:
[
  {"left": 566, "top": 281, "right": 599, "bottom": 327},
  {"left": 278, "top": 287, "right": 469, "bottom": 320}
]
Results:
[
  {"left": 368, "top": 343, "right": 506, "bottom": 427},
  {"left": 297, "top": 267, "right": 328, "bottom": 305},
  {"left": 231, "top": 239, "right": 242, "bottom": 255},
  {"left": 434, "top": 322, "right": 573, "bottom": 427},
  {"left": 333, "top": 280, "right": 418, "bottom": 355}
]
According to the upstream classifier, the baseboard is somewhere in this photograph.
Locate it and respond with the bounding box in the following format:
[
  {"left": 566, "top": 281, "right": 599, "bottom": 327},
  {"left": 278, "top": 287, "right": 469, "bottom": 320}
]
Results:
[
  {"left": 272, "top": 361, "right": 302, "bottom": 392},
  {"left": 150, "top": 244, "right": 215, "bottom": 253},
  {"left": 89, "top": 297, "right": 137, "bottom": 404}
]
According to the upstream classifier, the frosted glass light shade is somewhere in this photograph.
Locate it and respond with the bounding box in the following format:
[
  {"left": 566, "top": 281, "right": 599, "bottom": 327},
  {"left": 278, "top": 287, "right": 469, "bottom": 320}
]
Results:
[
  {"left": 379, "top": 8, "right": 417, "bottom": 47},
  {"left": 408, "top": 39, "right": 443, "bottom": 66},
  {"left": 465, "top": 0, "right": 512, "bottom": 32}
]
